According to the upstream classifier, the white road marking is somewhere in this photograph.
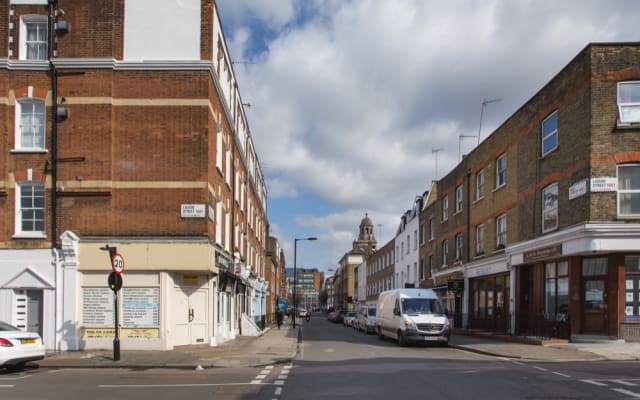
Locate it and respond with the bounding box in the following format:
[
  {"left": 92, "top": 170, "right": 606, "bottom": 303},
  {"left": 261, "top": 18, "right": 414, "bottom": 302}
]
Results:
[
  {"left": 612, "top": 379, "right": 638, "bottom": 387},
  {"left": 280, "top": 369, "right": 290, "bottom": 375},
  {"left": 283, "top": 364, "right": 292, "bottom": 369},
  {"left": 552, "top": 372, "right": 571, "bottom": 378},
  {"left": 581, "top": 379, "right": 608, "bottom": 387},
  {"left": 260, "top": 369, "right": 270, "bottom": 375},
  {"left": 533, "top": 366, "right": 547, "bottom": 371},
  {"left": 99, "top": 382, "right": 270, "bottom": 388},
  {"left": 274, "top": 380, "right": 285, "bottom": 385},
  {"left": 0, "top": 385, "right": 15, "bottom": 388},
  {"left": 274, "top": 387, "right": 282, "bottom": 395},
  {"left": 612, "top": 388, "right": 640, "bottom": 398},
  {"left": 277, "top": 375, "right": 287, "bottom": 379},
  {"left": 256, "top": 374, "right": 267, "bottom": 379},
  {"left": 251, "top": 380, "right": 263, "bottom": 385},
  {"left": 265, "top": 365, "right": 274, "bottom": 369}
]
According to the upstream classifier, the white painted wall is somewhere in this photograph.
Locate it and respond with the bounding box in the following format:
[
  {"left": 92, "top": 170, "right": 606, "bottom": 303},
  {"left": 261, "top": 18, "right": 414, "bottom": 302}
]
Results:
[{"left": 124, "top": 0, "right": 201, "bottom": 61}]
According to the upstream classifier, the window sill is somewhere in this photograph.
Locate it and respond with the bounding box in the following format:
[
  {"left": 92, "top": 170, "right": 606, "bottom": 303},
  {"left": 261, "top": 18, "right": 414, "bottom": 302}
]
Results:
[
  {"left": 12, "top": 233, "right": 47, "bottom": 240},
  {"left": 493, "top": 183, "right": 506, "bottom": 193},
  {"left": 11, "top": 149, "right": 48, "bottom": 154},
  {"left": 473, "top": 196, "right": 484, "bottom": 204},
  {"left": 615, "top": 122, "right": 640, "bottom": 131}
]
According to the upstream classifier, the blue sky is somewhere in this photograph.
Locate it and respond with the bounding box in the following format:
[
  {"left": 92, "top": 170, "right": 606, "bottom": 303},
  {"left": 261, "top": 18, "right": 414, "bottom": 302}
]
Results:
[{"left": 215, "top": 0, "right": 640, "bottom": 273}]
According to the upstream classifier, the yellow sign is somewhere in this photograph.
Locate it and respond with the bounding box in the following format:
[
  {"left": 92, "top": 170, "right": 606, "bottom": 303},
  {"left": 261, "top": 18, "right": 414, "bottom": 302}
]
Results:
[
  {"left": 183, "top": 274, "right": 199, "bottom": 286},
  {"left": 83, "top": 328, "right": 159, "bottom": 339}
]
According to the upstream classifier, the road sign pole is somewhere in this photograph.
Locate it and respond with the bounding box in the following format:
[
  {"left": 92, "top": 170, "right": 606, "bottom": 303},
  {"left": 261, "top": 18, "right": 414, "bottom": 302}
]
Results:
[{"left": 114, "top": 291, "right": 120, "bottom": 361}]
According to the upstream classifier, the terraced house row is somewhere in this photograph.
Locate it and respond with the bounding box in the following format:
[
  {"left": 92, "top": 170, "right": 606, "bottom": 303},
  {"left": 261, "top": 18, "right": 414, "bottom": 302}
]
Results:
[
  {"left": 0, "top": 0, "right": 280, "bottom": 351},
  {"left": 359, "top": 42, "right": 640, "bottom": 342}
]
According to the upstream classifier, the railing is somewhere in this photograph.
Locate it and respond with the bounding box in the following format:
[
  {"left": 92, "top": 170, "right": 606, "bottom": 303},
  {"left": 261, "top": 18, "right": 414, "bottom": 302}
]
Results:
[{"left": 458, "top": 312, "right": 570, "bottom": 340}]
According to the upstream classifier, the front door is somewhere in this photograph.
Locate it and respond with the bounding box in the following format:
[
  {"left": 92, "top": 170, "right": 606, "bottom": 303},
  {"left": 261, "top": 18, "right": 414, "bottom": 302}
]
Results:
[
  {"left": 582, "top": 278, "right": 607, "bottom": 334},
  {"left": 27, "top": 290, "right": 43, "bottom": 337},
  {"left": 174, "top": 288, "right": 208, "bottom": 346}
]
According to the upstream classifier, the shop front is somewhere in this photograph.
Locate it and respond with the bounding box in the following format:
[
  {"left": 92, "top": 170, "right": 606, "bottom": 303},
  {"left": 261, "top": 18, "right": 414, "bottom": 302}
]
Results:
[
  {"left": 465, "top": 255, "right": 511, "bottom": 333},
  {"left": 430, "top": 265, "right": 464, "bottom": 328}
]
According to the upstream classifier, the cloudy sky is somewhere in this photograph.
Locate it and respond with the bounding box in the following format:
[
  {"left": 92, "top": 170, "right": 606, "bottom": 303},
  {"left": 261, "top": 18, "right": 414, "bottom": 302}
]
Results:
[{"left": 215, "top": 0, "right": 640, "bottom": 273}]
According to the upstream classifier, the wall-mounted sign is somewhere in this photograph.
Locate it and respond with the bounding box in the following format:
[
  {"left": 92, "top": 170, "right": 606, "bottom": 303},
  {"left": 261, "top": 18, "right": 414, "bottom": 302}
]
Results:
[
  {"left": 523, "top": 244, "right": 562, "bottom": 263},
  {"left": 82, "top": 287, "right": 114, "bottom": 325},
  {"left": 122, "top": 287, "right": 160, "bottom": 327},
  {"left": 181, "top": 204, "right": 206, "bottom": 218},
  {"left": 590, "top": 177, "right": 617, "bottom": 192},
  {"left": 569, "top": 179, "right": 587, "bottom": 200}
]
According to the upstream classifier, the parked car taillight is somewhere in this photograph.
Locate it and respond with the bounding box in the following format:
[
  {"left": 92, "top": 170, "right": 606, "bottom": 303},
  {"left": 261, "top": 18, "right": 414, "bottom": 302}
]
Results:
[{"left": 0, "top": 338, "right": 14, "bottom": 347}]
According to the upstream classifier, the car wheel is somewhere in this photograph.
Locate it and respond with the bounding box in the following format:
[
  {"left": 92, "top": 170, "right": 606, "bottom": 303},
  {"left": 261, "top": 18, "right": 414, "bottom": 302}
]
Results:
[{"left": 397, "top": 330, "right": 407, "bottom": 347}]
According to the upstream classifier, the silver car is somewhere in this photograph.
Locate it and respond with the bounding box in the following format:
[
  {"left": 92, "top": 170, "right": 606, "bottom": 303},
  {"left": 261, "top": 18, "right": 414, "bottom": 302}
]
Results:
[{"left": 0, "top": 321, "right": 45, "bottom": 369}]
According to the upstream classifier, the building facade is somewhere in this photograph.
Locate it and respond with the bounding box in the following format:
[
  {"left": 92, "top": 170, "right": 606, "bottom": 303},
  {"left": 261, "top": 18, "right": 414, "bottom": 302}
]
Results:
[
  {"left": 420, "top": 43, "right": 640, "bottom": 341},
  {"left": 0, "top": 0, "right": 269, "bottom": 350}
]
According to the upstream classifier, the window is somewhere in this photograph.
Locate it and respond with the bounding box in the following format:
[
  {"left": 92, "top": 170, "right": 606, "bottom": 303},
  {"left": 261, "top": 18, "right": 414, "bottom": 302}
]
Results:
[
  {"left": 20, "top": 16, "right": 48, "bottom": 61},
  {"left": 419, "top": 223, "right": 425, "bottom": 245},
  {"left": 476, "top": 170, "right": 485, "bottom": 200},
  {"left": 496, "top": 154, "right": 507, "bottom": 187},
  {"left": 455, "top": 233, "right": 463, "bottom": 260},
  {"left": 542, "top": 183, "right": 559, "bottom": 232},
  {"left": 618, "top": 164, "right": 640, "bottom": 217},
  {"left": 455, "top": 185, "right": 463, "bottom": 213},
  {"left": 442, "top": 240, "right": 449, "bottom": 266},
  {"left": 216, "top": 125, "right": 223, "bottom": 170},
  {"left": 16, "top": 99, "right": 45, "bottom": 150},
  {"left": 16, "top": 182, "right": 45, "bottom": 237},
  {"left": 624, "top": 256, "right": 640, "bottom": 321},
  {"left": 545, "top": 261, "right": 568, "bottom": 318},
  {"left": 413, "top": 230, "right": 417, "bottom": 250},
  {"left": 406, "top": 235, "right": 410, "bottom": 254},
  {"left": 442, "top": 196, "right": 449, "bottom": 221},
  {"left": 618, "top": 82, "right": 640, "bottom": 124},
  {"left": 541, "top": 111, "right": 558, "bottom": 156},
  {"left": 429, "top": 218, "right": 434, "bottom": 240},
  {"left": 496, "top": 214, "right": 507, "bottom": 249},
  {"left": 476, "top": 224, "right": 485, "bottom": 255}
]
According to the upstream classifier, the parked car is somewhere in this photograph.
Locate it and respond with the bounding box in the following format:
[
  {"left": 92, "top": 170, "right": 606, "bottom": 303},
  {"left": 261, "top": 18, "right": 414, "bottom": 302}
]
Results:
[
  {"left": 298, "top": 308, "right": 309, "bottom": 318},
  {"left": 328, "top": 309, "right": 347, "bottom": 323},
  {"left": 0, "top": 321, "right": 45, "bottom": 370},
  {"left": 356, "top": 305, "right": 377, "bottom": 334},
  {"left": 343, "top": 311, "right": 357, "bottom": 327}
]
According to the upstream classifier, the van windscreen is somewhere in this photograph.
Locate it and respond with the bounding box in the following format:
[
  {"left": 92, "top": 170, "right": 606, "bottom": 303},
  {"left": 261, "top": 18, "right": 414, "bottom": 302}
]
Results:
[
  {"left": 368, "top": 308, "right": 376, "bottom": 316},
  {"left": 401, "top": 298, "right": 444, "bottom": 315}
]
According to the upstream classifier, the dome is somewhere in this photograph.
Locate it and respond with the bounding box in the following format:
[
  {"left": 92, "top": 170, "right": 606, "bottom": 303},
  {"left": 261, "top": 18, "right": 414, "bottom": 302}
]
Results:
[{"left": 360, "top": 213, "right": 373, "bottom": 227}]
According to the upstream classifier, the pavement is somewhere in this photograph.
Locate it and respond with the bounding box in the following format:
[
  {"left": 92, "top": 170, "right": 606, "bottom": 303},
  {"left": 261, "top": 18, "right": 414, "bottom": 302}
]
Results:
[{"left": 35, "top": 321, "right": 640, "bottom": 370}]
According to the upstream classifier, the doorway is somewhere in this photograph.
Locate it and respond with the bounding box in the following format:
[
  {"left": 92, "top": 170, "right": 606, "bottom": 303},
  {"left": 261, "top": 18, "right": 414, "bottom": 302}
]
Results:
[
  {"left": 173, "top": 288, "right": 208, "bottom": 346},
  {"left": 582, "top": 278, "right": 607, "bottom": 334}
]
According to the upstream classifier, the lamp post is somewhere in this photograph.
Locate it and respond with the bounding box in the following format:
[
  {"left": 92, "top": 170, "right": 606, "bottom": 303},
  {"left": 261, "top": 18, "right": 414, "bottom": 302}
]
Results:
[{"left": 293, "top": 237, "right": 317, "bottom": 328}]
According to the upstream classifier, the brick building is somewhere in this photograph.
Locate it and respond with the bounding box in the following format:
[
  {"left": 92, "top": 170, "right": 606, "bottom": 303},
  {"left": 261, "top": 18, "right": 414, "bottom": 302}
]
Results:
[
  {"left": 420, "top": 42, "right": 640, "bottom": 341},
  {"left": 0, "top": 0, "right": 269, "bottom": 350}
]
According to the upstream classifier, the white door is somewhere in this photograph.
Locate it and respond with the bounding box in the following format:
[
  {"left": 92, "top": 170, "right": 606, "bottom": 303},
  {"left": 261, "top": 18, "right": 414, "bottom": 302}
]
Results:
[{"left": 173, "top": 288, "right": 208, "bottom": 346}]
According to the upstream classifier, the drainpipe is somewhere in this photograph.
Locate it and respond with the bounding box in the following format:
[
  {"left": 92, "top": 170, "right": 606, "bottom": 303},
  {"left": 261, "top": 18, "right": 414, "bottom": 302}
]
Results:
[{"left": 48, "top": 0, "right": 58, "bottom": 249}]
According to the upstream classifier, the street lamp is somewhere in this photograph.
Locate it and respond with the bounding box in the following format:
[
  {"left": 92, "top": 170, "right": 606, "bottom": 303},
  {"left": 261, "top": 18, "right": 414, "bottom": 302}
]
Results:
[{"left": 293, "top": 236, "right": 317, "bottom": 328}]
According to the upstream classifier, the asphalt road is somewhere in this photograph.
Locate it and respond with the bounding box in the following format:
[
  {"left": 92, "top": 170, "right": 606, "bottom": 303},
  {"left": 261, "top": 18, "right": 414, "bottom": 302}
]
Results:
[
  {"left": 282, "top": 314, "right": 640, "bottom": 400},
  {"left": 3, "top": 314, "right": 640, "bottom": 400}
]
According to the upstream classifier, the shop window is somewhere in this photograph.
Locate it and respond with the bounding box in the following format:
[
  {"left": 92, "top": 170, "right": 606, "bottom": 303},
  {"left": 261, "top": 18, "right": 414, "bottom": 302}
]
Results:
[
  {"left": 544, "top": 261, "right": 568, "bottom": 319},
  {"left": 625, "top": 255, "right": 640, "bottom": 322}
]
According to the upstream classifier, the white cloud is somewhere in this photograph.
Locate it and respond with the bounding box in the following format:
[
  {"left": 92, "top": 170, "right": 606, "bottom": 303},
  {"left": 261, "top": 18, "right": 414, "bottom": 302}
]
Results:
[{"left": 218, "top": 0, "right": 640, "bottom": 269}]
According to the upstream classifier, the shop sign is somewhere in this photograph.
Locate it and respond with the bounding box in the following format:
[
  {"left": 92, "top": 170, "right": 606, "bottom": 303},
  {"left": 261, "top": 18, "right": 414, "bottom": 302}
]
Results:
[
  {"left": 183, "top": 274, "right": 199, "bottom": 286},
  {"left": 181, "top": 204, "right": 206, "bottom": 218},
  {"left": 523, "top": 244, "right": 562, "bottom": 263},
  {"left": 447, "top": 279, "right": 464, "bottom": 293},
  {"left": 590, "top": 177, "right": 617, "bottom": 192},
  {"left": 568, "top": 179, "right": 587, "bottom": 200},
  {"left": 83, "top": 327, "right": 159, "bottom": 339}
]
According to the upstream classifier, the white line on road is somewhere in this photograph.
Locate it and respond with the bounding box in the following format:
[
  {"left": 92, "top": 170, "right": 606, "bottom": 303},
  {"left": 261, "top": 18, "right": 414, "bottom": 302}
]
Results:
[
  {"left": 256, "top": 374, "right": 267, "bottom": 379},
  {"left": 274, "top": 387, "right": 282, "bottom": 395},
  {"left": 280, "top": 369, "right": 290, "bottom": 375},
  {"left": 552, "top": 372, "right": 571, "bottom": 378},
  {"left": 612, "top": 388, "right": 640, "bottom": 398},
  {"left": 251, "top": 380, "right": 263, "bottom": 384},
  {"left": 274, "top": 380, "right": 285, "bottom": 385},
  {"left": 0, "top": 385, "right": 15, "bottom": 388},
  {"left": 581, "top": 379, "right": 608, "bottom": 387},
  {"left": 612, "top": 379, "right": 638, "bottom": 387},
  {"left": 533, "top": 366, "right": 547, "bottom": 372},
  {"left": 99, "top": 382, "right": 271, "bottom": 388},
  {"left": 277, "top": 375, "right": 288, "bottom": 379}
]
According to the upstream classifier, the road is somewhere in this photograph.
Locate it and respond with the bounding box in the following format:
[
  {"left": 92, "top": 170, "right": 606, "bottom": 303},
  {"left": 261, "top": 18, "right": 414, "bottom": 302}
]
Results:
[{"left": 2, "top": 314, "right": 640, "bottom": 399}]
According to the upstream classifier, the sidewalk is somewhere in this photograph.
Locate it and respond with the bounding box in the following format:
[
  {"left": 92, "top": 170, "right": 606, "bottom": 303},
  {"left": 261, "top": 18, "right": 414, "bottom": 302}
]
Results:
[
  {"left": 39, "top": 323, "right": 299, "bottom": 369},
  {"left": 37, "top": 324, "right": 640, "bottom": 369}
]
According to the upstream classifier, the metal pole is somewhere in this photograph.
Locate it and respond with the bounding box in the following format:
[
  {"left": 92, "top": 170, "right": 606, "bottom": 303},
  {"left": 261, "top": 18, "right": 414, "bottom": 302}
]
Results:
[
  {"left": 113, "top": 291, "right": 120, "bottom": 361},
  {"left": 477, "top": 98, "right": 502, "bottom": 145},
  {"left": 293, "top": 239, "right": 297, "bottom": 328}
]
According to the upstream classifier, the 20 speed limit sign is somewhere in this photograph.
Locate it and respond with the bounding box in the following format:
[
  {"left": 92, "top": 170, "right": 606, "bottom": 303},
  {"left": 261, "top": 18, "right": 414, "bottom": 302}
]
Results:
[{"left": 111, "top": 253, "right": 125, "bottom": 275}]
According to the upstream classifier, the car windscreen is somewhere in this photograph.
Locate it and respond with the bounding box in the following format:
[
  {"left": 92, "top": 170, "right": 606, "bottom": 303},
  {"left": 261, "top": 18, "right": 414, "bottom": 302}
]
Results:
[{"left": 400, "top": 298, "right": 444, "bottom": 315}]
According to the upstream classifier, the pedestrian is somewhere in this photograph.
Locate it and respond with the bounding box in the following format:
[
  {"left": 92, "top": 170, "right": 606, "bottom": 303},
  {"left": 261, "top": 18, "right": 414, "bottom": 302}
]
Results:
[{"left": 276, "top": 309, "right": 283, "bottom": 330}]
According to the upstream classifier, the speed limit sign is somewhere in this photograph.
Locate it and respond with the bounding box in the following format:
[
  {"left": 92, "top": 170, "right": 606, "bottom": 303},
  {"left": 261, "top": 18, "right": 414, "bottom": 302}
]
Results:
[{"left": 112, "top": 253, "right": 125, "bottom": 275}]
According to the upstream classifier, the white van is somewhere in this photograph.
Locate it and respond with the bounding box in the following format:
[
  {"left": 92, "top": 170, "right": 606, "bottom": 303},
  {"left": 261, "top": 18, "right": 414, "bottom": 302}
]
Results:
[{"left": 376, "top": 288, "right": 450, "bottom": 346}]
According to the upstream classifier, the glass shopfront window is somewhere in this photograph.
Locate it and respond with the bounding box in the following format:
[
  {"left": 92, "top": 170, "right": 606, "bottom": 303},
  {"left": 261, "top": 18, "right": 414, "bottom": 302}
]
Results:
[
  {"left": 625, "top": 255, "right": 640, "bottom": 322},
  {"left": 544, "top": 261, "right": 568, "bottom": 318},
  {"left": 470, "top": 275, "right": 509, "bottom": 320}
]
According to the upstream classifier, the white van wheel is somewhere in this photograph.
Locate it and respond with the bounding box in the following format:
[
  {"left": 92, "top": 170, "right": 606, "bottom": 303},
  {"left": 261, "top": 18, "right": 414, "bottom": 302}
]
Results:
[{"left": 397, "top": 330, "right": 407, "bottom": 347}]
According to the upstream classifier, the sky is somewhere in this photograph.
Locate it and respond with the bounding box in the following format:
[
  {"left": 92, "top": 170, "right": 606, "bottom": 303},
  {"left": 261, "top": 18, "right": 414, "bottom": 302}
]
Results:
[{"left": 215, "top": 0, "right": 640, "bottom": 274}]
